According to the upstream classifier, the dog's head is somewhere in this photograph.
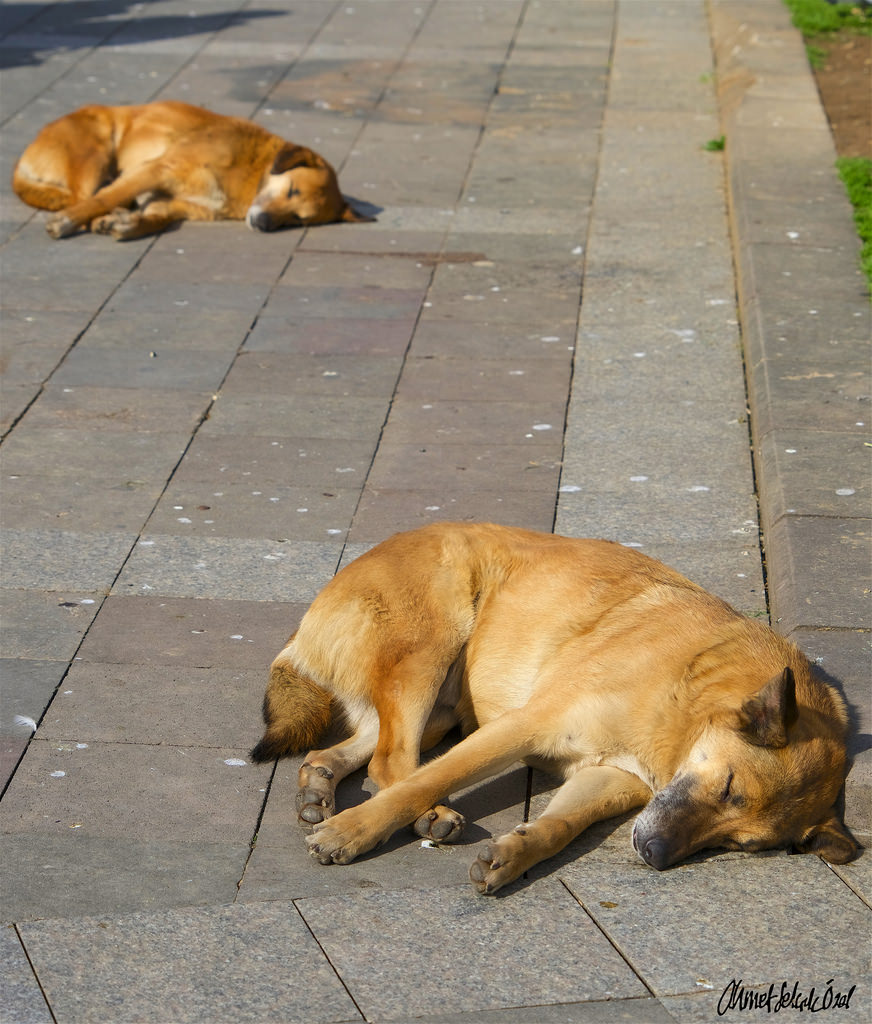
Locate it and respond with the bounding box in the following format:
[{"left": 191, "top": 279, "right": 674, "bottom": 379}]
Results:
[
  {"left": 246, "top": 143, "right": 371, "bottom": 231},
  {"left": 632, "top": 667, "right": 858, "bottom": 869}
]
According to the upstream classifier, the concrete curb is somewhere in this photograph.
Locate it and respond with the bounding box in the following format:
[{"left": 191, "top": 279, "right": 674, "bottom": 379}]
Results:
[{"left": 710, "top": 0, "right": 871, "bottom": 835}]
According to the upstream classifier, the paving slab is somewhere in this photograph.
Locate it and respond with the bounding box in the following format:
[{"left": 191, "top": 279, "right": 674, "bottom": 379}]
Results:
[
  {"left": 50, "top": 343, "right": 239, "bottom": 392},
  {"left": 221, "top": 350, "right": 405, "bottom": 400},
  {"left": 1, "top": 656, "right": 68, "bottom": 744},
  {"left": 102, "top": 278, "right": 271, "bottom": 318},
  {"left": 346, "top": 486, "right": 559, "bottom": 543},
  {"left": 72, "top": 595, "right": 304, "bottom": 671},
  {"left": 747, "top": 342, "right": 871, "bottom": 438},
  {"left": 0, "top": 225, "right": 150, "bottom": 310},
  {"left": 243, "top": 314, "right": 416, "bottom": 356},
  {"left": 0, "top": 737, "right": 270, "bottom": 844},
  {"left": 0, "top": 925, "right": 52, "bottom": 1024},
  {"left": 410, "top": 320, "right": 579, "bottom": 361},
  {"left": 18, "top": 902, "right": 361, "bottom": 1024},
  {"left": 767, "top": 517, "right": 871, "bottom": 632},
  {"left": 296, "top": 879, "right": 648, "bottom": 1022},
  {"left": 0, "top": 308, "right": 92, "bottom": 421},
  {"left": 37, "top": 663, "right": 265, "bottom": 750},
  {"left": 138, "top": 220, "right": 298, "bottom": 283},
  {"left": 279, "top": 249, "right": 435, "bottom": 291},
  {"left": 557, "top": 412, "right": 755, "bottom": 504},
  {"left": 172, "top": 433, "right": 377, "bottom": 488},
  {"left": 144, "top": 479, "right": 360, "bottom": 542},
  {"left": 381, "top": 396, "right": 568, "bottom": 449},
  {"left": 200, "top": 392, "right": 390, "bottom": 443},
  {"left": 19, "top": 382, "right": 212, "bottom": 434},
  {"left": 757, "top": 430, "right": 870, "bottom": 522},
  {"left": 561, "top": 854, "right": 870, "bottom": 1014},
  {"left": 74, "top": 308, "right": 262, "bottom": 353},
  {"left": 365, "top": 442, "right": 563, "bottom": 496},
  {"left": 414, "top": 1002, "right": 672, "bottom": 1024},
  {"left": 1, "top": 425, "right": 191, "bottom": 483},
  {"left": 1, "top": 472, "right": 164, "bottom": 534},
  {"left": 263, "top": 283, "right": 427, "bottom": 322},
  {"left": 114, "top": 534, "right": 341, "bottom": 601},
  {"left": 0, "top": 528, "right": 136, "bottom": 592},
  {"left": 0, "top": 589, "right": 101, "bottom": 661},
  {"left": 297, "top": 226, "right": 448, "bottom": 257},
  {"left": 0, "top": 833, "right": 250, "bottom": 924},
  {"left": 421, "top": 285, "right": 583, "bottom": 328},
  {"left": 398, "top": 355, "right": 572, "bottom": 404},
  {"left": 431, "top": 249, "right": 583, "bottom": 286}
]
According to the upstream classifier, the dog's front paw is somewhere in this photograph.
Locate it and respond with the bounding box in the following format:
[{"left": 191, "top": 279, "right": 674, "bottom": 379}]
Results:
[
  {"left": 413, "top": 804, "right": 465, "bottom": 843},
  {"left": 46, "top": 213, "right": 77, "bottom": 239},
  {"left": 92, "top": 208, "right": 139, "bottom": 240},
  {"left": 468, "top": 828, "right": 529, "bottom": 895},
  {"left": 305, "top": 809, "right": 380, "bottom": 865}
]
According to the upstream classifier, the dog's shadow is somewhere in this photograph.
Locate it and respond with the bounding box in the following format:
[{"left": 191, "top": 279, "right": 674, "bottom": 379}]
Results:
[
  {"left": 334, "top": 728, "right": 531, "bottom": 850},
  {"left": 343, "top": 197, "right": 382, "bottom": 222},
  {"left": 326, "top": 729, "right": 643, "bottom": 872}
]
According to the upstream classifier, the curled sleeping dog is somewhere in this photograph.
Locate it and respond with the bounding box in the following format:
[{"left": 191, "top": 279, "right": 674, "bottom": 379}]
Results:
[
  {"left": 251, "top": 522, "right": 858, "bottom": 894},
  {"left": 12, "top": 100, "right": 370, "bottom": 240}
]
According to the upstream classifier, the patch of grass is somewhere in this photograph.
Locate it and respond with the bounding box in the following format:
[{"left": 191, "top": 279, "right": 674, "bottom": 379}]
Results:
[
  {"left": 836, "top": 156, "right": 872, "bottom": 294},
  {"left": 704, "top": 136, "right": 726, "bottom": 152},
  {"left": 783, "top": 0, "right": 872, "bottom": 35},
  {"left": 805, "top": 42, "right": 828, "bottom": 67}
]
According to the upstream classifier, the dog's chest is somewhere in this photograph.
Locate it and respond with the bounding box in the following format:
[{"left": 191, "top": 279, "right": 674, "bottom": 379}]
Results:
[
  {"left": 523, "top": 700, "right": 659, "bottom": 790},
  {"left": 524, "top": 747, "right": 656, "bottom": 790}
]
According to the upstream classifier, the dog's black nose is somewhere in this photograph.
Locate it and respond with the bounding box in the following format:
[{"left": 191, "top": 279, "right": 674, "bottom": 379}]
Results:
[
  {"left": 249, "top": 210, "right": 273, "bottom": 231},
  {"left": 641, "top": 837, "right": 670, "bottom": 871}
]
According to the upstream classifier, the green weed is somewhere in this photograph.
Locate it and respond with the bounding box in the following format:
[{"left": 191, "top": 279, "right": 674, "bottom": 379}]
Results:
[
  {"left": 805, "top": 42, "right": 827, "bottom": 67},
  {"left": 782, "top": 0, "right": 872, "bottom": 35},
  {"left": 836, "top": 157, "right": 872, "bottom": 294}
]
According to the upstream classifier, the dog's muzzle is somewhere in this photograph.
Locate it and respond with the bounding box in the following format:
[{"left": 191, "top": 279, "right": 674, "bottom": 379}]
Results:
[
  {"left": 246, "top": 206, "right": 274, "bottom": 231},
  {"left": 632, "top": 823, "right": 671, "bottom": 870}
]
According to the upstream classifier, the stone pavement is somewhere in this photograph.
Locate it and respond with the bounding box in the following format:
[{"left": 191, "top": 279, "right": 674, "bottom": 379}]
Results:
[{"left": 0, "top": 0, "right": 869, "bottom": 1021}]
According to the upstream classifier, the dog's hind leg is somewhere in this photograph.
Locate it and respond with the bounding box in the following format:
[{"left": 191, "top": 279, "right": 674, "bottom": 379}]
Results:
[
  {"left": 92, "top": 197, "right": 223, "bottom": 240},
  {"left": 306, "top": 707, "right": 536, "bottom": 865},
  {"left": 367, "top": 653, "right": 466, "bottom": 843},
  {"left": 297, "top": 711, "right": 381, "bottom": 828},
  {"left": 469, "top": 765, "right": 651, "bottom": 895},
  {"left": 13, "top": 148, "right": 111, "bottom": 213},
  {"left": 298, "top": 700, "right": 461, "bottom": 833},
  {"left": 44, "top": 162, "right": 179, "bottom": 238}
]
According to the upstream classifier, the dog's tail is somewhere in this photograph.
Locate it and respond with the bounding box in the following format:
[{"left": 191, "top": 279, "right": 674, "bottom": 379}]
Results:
[{"left": 250, "top": 644, "right": 332, "bottom": 762}]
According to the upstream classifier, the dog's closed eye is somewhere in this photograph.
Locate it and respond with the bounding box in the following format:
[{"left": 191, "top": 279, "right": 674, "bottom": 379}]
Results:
[{"left": 719, "top": 771, "right": 734, "bottom": 802}]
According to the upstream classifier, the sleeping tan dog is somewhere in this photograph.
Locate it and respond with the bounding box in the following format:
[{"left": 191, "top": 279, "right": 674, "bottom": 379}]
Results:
[
  {"left": 12, "top": 100, "right": 370, "bottom": 240},
  {"left": 251, "top": 522, "right": 857, "bottom": 894}
]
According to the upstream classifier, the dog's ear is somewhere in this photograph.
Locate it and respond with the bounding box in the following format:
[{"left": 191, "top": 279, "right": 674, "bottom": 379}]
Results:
[
  {"left": 341, "top": 203, "right": 375, "bottom": 223},
  {"left": 738, "top": 667, "right": 798, "bottom": 748},
  {"left": 795, "top": 815, "right": 859, "bottom": 864},
  {"left": 271, "top": 144, "right": 313, "bottom": 175}
]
